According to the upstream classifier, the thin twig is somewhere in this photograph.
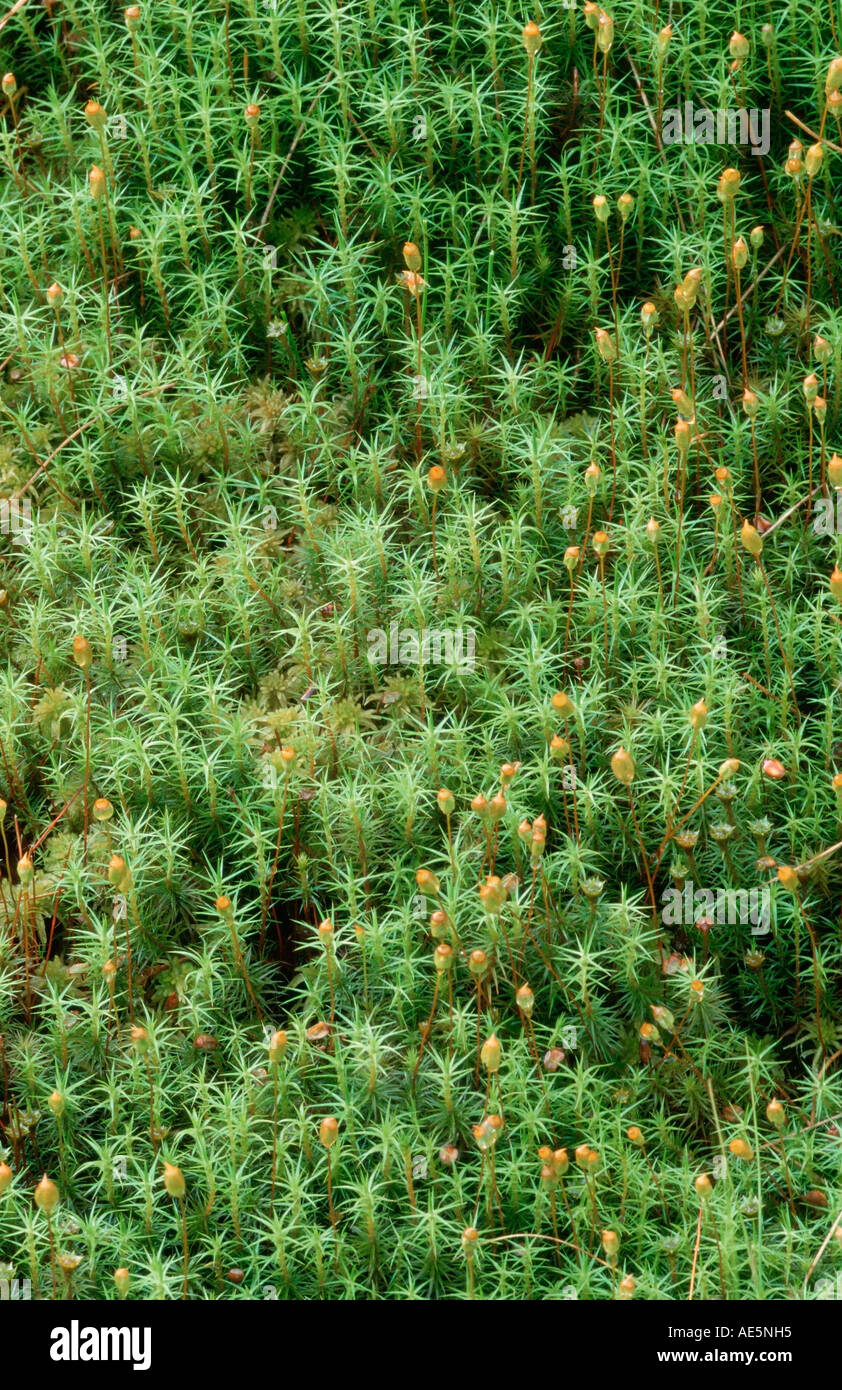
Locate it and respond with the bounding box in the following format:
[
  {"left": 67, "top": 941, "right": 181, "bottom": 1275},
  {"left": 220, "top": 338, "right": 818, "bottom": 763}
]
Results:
[
  {"left": 0, "top": 0, "right": 26, "bottom": 34},
  {"left": 255, "top": 77, "right": 332, "bottom": 241}
]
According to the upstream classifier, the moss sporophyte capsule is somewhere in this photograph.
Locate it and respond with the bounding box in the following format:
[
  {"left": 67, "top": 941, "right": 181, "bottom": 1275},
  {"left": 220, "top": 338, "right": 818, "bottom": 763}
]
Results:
[
  {"left": 610, "top": 746, "right": 635, "bottom": 784},
  {"left": 319, "top": 1117, "right": 339, "bottom": 1148},
  {"left": 35, "top": 1175, "right": 60, "bottom": 1211},
  {"left": 162, "top": 1163, "right": 185, "bottom": 1198},
  {"left": 522, "top": 21, "right": 542, "bottom": 56}
]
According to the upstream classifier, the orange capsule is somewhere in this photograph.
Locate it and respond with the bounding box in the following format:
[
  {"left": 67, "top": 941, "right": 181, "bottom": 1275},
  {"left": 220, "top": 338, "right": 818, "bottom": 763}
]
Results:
[
  {"left": 776, "top": 865, "right": 799, "bottom": 893},
  {"left": 468, "top": 948, "right": 487, "bottom": 978},
  {"left": 427, "top": 465, "right": 446, "bottom": 493},
  {"left": 319, "top": 1116, "right": 339, "bottom": 1149},
  {"left": 89, "top": 165, "right": 107, "bottom": 200},
  {"left": 594, "top": 327, "right": 617, "bottom": 363},
  {"left": 689, "top": 699, "right": 708, "bottom": 732},
  {"left": 762, "top": 757, "right": 786, "bottom": 780},
  {"left": 551, "top": 690, "right": 575, "bottom": 718},
  {"left": 766, "top": 1099, "right": 785, "bottom": 1129},
  {"left": 717, "top": 167, "right": 741, "bottom": 200},
  {"left": 522, "top": 20, "right": 543, "bottom": 56},
  {"left": 162, "top": 1162, "right": 185, "bottom": 1198},
  {"left": 416, "top": 868, "right": 440, "bottom": 897},
  {"left": 72, "top": 634, "right": 92, "bottom": 670},
  {"left": 34, "top": 1175, "right": 60, "bottom": 1211},
  {"left": 610, "top": 746, "right": 635, "bottom": 785},
  {"left": 740, "top": 520, "right": 763, "bottom": 557},
  {"left": 516, "top": 982, "right": 534, "bottom": 1016},
  {"left": 85, "top": 100, "right": 107, "bottom": 132},
  {"left": 728, "top": 1137, "right": 753, "bottom": 1161}
]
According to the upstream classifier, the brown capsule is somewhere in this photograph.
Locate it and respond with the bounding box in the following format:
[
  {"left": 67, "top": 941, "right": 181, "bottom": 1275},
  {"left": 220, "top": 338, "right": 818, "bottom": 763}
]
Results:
[
  {"left": 306, "top": 1021, "right": 332, "bottom": 1042},
  {"left": 803, "top": 1189, "right": 829, "bottom": 1209}
]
